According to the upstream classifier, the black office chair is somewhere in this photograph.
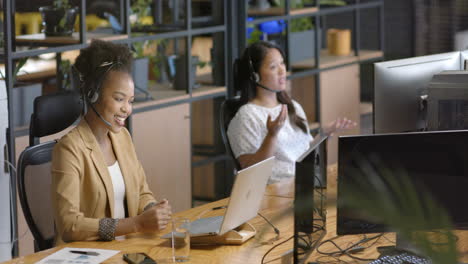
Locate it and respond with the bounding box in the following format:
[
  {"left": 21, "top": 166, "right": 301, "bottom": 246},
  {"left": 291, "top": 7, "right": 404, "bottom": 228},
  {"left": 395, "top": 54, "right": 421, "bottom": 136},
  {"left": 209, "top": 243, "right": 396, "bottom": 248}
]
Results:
[
  {"left": 219, "top": 96, "right": 243, "bottom": 172},
  {"left": 17, "top": 91, "right": 82, "bottom": 251}
]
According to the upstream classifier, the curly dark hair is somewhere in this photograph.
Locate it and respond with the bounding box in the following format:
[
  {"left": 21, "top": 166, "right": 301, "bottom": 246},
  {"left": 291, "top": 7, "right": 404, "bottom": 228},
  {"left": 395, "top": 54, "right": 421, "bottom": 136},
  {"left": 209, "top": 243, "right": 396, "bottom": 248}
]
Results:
[
  {"left": 235, "top": 41, "right": 308, "bottom": 134},
  {"left": 74, "top": 39, "right": 133, "bottom": 102}
]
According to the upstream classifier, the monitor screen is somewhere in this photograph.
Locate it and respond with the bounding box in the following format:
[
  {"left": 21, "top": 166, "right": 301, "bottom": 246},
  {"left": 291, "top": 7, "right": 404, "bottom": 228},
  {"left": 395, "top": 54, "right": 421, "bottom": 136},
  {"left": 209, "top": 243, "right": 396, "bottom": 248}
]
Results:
[
  {"left": 337, "top": 130, "right": 468, "bottom": 235},
  {"left": 374, "top": 51, "right": 461, "bottom": 134}
]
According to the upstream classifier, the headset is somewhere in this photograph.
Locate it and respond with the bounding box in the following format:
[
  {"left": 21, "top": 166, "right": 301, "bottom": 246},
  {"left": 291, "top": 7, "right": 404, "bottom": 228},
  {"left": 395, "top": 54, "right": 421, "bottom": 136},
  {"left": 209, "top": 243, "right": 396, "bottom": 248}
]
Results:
[
  {"left": 75, "top": 61, "right": 115, "bottom": 127},
  {"left": 246, "top": 46, "right": 281, "bottom": 93}
]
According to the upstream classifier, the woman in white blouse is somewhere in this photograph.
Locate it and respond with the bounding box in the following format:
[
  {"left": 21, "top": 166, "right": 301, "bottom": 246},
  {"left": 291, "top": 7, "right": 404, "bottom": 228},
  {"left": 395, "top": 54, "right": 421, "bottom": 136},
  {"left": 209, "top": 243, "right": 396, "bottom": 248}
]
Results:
[{"left": 227, "top": 41, "right": 355, "bottom": 183}]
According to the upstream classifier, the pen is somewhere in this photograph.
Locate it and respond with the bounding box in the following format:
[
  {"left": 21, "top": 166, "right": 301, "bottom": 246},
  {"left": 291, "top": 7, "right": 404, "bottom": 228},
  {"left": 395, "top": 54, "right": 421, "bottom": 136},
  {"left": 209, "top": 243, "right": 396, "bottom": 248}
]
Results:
[{"left": 69, "top": 250, "right": 100, "bottom": 256}]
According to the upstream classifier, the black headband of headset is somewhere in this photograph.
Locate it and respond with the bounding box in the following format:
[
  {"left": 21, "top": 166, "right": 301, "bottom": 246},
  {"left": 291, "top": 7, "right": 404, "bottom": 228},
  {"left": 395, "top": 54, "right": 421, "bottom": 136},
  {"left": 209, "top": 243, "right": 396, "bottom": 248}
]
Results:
[{"left": 75, "top": 60, "right": 123, "bottom": 104}]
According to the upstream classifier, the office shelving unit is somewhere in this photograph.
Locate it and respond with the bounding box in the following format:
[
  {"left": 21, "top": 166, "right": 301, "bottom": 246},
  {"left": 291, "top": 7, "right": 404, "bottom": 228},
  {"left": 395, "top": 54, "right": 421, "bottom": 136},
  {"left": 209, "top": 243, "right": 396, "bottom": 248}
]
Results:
[
  {"left": 3, "top": 0, "right": 229, "bottom": 256},
  {"left": 234, "top": 0, "right": 384, "bottom": 115},
  {"left": 2, "top": 0, "right": 385, "bottom": 257},
  {"left": 231, "top": 0, "right": 384, "bottom": 164}
]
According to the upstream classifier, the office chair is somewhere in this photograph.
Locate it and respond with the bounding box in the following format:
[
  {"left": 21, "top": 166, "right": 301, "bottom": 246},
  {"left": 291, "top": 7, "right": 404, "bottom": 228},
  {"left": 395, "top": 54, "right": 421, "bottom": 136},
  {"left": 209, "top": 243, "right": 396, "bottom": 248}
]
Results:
[
  {"left": 219, "top": 96, "right": 243, "bottom": 172},
  {"left": 17, "top": 91, "right": 82, "bottom": 251}
]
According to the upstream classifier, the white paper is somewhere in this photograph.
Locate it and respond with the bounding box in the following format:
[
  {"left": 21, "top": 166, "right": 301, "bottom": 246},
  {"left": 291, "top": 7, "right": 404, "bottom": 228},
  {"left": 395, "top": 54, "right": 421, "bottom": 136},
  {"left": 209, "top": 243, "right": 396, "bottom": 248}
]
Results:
[{"left": 35, "top": 247, "right": 120, "bottom": 264}]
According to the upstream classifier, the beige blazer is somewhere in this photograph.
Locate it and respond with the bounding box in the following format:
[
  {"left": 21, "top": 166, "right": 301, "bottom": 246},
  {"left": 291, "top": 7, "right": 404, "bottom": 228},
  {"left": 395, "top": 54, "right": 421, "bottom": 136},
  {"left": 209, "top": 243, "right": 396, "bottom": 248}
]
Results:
[{"left": 51, "top": 119, "right": 156, "bottom": 244}]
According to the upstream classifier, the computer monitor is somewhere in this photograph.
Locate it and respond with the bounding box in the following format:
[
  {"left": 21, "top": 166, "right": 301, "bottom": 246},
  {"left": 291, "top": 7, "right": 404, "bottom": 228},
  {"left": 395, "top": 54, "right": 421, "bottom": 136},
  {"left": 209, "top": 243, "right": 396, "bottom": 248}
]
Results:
[
  {"left": 374, "top": 51, "right": 461, "bottom": 134},
  {"left": 293, "top": 136, "right": 328, "bottom": 263},
  {"left": 337, "top": 130, "right": 468, "bottom": 237}
]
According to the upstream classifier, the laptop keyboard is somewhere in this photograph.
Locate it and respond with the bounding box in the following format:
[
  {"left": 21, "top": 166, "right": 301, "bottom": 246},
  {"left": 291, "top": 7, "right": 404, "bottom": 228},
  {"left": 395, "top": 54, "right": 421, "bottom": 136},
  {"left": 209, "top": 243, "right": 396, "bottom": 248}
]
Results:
[{"left": 190, "top": 216, "right": 224, "bottom": 235}]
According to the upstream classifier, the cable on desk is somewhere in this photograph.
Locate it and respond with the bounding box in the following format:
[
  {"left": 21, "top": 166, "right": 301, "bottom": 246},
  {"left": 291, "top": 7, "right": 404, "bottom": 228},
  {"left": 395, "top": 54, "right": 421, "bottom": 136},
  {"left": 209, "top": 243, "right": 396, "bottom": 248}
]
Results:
[
  {"left": 381, "top": 233, "right": 395, "bottom": 244},
  {"left": 316, "top": 233, "right": 384, "bottom": 262},
  {"left": 315, "top": 254, "right": 353, "bottom": 264},
  {"left": 258, "top": 212, "right": 280, "bottom": 240},
  {"left": 261, "top": 235, "right": 294, "bottom": 264}
]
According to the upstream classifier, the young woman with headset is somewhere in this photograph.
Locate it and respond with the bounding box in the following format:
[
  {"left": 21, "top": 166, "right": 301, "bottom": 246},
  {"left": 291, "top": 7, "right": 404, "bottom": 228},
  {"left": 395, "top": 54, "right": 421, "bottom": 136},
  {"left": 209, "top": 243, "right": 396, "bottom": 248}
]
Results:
[
  {"left": 227, "top": 41, "right": 355, "bottom": 183},
  {"left": 51, "top": 40, "right": 172, "bottom": 244}
]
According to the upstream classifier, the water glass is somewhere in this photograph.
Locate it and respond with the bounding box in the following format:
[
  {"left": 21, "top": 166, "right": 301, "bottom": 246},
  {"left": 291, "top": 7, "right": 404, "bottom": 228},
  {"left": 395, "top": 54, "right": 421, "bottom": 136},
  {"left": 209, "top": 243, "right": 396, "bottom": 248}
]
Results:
[{"left": 171, "top": 217, "right": 190, "bottom": 262}]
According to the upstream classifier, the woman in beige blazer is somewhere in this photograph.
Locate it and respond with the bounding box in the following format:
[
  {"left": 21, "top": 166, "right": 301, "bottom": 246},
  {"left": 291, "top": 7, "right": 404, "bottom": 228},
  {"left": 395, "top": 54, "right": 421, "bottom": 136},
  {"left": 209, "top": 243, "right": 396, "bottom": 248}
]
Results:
[{"left": 52, "top": 40, "right": 172, "bottom": 244}]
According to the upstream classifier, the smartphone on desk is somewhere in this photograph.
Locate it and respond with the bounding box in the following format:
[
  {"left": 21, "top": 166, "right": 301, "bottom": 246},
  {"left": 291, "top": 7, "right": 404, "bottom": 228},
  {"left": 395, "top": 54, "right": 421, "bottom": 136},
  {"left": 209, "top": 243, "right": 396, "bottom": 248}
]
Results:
[{"left": 123, "top": 253, "right": 157, "bottom": 264}]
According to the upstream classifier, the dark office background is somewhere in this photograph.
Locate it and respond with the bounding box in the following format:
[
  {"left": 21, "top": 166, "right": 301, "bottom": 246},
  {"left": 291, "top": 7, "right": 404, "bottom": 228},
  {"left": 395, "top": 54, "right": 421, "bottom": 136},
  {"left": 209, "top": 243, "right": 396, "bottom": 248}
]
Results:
[{"left": 9, "top": 0, "right": 468, "bottom": 101}]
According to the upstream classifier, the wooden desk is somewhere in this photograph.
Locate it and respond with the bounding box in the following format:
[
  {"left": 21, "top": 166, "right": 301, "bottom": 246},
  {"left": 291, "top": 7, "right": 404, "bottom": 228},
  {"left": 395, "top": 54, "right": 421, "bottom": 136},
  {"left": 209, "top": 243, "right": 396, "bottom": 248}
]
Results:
[
  {"left": 247, "top": 6, "right": 318, "bottom": 16},
  {"left": 291, "top": 49, "right": 383, "bottom": 70},
  {"left": 5, "top": 165, "right": 468, "bottom": 263},
  {"left": 4, "top": 195, "right": 294, "bottom": 264}
]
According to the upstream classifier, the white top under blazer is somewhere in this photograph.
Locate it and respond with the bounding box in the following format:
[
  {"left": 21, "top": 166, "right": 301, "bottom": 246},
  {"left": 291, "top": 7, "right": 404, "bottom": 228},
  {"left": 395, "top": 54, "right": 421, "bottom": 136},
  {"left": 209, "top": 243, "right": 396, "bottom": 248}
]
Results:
[{"left": 108, "top": 161, "right": 126, "bottom": 218}]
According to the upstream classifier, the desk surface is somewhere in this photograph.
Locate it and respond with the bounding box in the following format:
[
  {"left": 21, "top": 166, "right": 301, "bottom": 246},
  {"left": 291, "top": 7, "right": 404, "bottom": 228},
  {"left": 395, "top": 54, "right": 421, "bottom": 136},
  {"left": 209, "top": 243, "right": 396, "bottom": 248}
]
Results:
[{"left": 5, "top": 165, "right": 468, "bottom": 264}]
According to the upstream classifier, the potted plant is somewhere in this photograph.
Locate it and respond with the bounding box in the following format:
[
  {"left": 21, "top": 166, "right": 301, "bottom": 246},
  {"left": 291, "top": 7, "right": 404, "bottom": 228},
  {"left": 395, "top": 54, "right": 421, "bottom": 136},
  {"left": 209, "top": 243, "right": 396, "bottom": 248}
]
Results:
[
  {"left": 149, "top": 39, "right": 170, "bottom": 84},
  {"left": 130, "top": 0, "right": 153, "bottom": 29},
  {"left": 281, "top": 0, "right": 346, "bottom": 63},
  {"left": 1, "top": 58, "right": 42, "bottom": 127},
  {"left": 289, "top": 19, "right": 317, "bottom": 64},
  {"left": 131, "top": 41, "right": 150, "bottom": 97},
  {"left": 39, "top": 0, "right": 78, "bottom": 37},
  {"left": 288, "top": 4, "right": 317, "bottom": 64}
]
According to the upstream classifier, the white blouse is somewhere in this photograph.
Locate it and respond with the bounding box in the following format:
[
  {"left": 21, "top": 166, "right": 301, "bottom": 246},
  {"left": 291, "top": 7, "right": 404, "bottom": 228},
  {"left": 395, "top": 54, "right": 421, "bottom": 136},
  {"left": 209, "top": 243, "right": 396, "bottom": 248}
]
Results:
[
  {"left": 227, "top": 100, "right": 313, "bottom": 183},
  {"left": 108, "top": 161, "right": 126, "bottom": 219}
]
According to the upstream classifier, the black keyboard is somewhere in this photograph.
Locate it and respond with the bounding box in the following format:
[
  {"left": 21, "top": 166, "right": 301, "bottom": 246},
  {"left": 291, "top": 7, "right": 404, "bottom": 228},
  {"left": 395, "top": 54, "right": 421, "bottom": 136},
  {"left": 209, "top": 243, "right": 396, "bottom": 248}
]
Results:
[{"left": 368, "top": 252, "right": 431, "bottom": 264}]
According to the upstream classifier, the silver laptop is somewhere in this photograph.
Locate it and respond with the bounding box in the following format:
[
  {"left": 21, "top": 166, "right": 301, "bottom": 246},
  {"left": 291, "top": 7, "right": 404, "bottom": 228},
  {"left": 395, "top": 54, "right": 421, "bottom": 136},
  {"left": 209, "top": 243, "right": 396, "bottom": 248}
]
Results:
[{"left": 163, "top": 156, "right": 274, "bottom": 238}]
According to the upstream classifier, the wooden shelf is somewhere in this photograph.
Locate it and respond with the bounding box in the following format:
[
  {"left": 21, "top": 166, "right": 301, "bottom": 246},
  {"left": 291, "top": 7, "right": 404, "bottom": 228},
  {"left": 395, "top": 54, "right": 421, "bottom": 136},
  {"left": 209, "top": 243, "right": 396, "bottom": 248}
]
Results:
[
  {"left": 133, "top": 83, "right": 188, "bottom": 110},
  {"left": 290, "top": 7, "right": 319, "bottom": 15},
  {"left": 1, "top": 50, "right": 78, "bottom": 82},
  {"left": 15, "top": 32, "right": 128, "bottom": 46},
  {"left": 358, "top": 50, "right": 384, "bottom": 61},
  {"left": 133, "top": 84, "right": 226, "bottom": 110},
  {"left": 192, "top": 85, "right": 226, "bottom": 99},
  {"left": 291, "top": 49, "right": 383, "bottom": 70},
  {"left": 248, "top": 6, "right": 318, "bottom": 16}
]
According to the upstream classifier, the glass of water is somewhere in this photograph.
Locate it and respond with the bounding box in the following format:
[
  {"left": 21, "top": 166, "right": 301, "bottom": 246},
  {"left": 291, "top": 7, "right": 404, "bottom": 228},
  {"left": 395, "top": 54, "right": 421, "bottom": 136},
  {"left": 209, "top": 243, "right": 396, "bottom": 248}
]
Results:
[{"left": 171, "top": 217, "right": 190, "bottom": 262}]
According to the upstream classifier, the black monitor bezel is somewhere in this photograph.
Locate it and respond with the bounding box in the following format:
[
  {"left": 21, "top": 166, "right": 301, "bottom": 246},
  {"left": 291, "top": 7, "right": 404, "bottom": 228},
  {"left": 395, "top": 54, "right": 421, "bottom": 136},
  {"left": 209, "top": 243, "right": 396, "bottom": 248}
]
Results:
[{"left": 337, "top": 129, "right": 468, "bottom": 236}]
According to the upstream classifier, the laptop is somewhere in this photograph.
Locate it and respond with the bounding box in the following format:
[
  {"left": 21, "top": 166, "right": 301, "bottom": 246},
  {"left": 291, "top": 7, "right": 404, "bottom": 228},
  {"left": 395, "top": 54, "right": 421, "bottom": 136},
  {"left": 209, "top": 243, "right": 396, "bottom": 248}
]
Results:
[{"left": 163, "top": 156, "right": 274, "bottom": 238}]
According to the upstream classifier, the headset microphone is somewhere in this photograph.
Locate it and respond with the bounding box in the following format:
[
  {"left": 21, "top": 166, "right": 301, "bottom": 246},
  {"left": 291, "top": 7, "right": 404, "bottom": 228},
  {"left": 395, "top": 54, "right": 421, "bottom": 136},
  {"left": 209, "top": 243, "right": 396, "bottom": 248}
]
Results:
[
  {"left": 88, "top": 101, "right": 113, "bottom": 127},
  {"left": 255, "top": 81, "right": 282, "bottom": 93},
  {"left": 251, "top": 72, "right": 281, "bottom": 93}
]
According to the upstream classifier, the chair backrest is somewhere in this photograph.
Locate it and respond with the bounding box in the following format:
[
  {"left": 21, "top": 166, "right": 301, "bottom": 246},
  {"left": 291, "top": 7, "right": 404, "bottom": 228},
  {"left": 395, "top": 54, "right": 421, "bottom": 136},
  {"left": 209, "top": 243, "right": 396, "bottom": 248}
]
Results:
[
  {"left": 219, "top": 97, "right": 243, "bottom": 171},
  {"left": 18, "top": 91, "right": 82, "bottom": 251},
  {"left": 17, "top": 141, "right": 56, "bottom": 251},
  {"left": 29, "top": 91, "right": 82, "bottom": 146}
]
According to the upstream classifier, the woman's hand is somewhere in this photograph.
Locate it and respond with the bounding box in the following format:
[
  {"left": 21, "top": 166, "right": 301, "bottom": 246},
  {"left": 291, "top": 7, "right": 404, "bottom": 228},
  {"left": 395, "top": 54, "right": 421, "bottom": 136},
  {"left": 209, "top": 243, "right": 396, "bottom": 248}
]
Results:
[
  {"left": 266, "top": 104, "right": 288, "bottom": 137},
  {"left": 323, "top": 117, "right": 357, "bottom": 136},
  {"left": 136, "top": 199, "right": 172, "bottom": 232}
]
